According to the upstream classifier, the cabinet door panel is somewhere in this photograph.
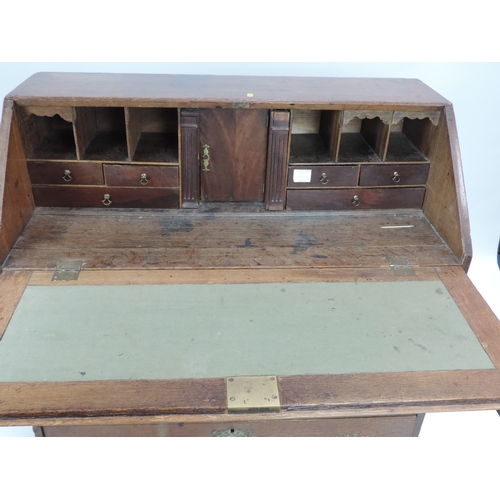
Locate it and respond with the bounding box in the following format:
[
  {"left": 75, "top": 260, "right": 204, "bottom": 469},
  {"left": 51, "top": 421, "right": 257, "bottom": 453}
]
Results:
[{"left": 199, "top": 109, "right": 268, "bottom": 202}]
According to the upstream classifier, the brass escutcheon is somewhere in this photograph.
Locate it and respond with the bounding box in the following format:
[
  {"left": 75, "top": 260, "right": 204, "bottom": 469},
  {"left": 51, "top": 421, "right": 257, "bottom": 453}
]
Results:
[
  {"left": 202, "top": 144, "right": 210, "bottom": 172},
  {"left": 62, "top": 169, "right": 73, "bottom": 182}
]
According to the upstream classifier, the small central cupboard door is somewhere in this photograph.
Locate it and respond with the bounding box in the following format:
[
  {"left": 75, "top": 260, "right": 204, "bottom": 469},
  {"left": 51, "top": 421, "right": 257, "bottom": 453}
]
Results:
[{"left": 199, "top": 109, "right": 269, "bottom": 202}]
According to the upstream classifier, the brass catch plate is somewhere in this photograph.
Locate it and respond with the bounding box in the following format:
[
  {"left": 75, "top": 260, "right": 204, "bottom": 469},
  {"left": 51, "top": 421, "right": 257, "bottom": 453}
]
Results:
[
  {"left": 52, "top": 259, "right": 84, "bottom": 281},
  {"left": 227, "top": 376, "right": 281, "bottom": 413}
]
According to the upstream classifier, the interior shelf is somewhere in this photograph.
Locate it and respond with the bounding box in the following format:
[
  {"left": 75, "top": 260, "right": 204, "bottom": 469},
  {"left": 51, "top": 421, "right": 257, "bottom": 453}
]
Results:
[
  {"left": 337, "top": 133, "right": 381, "bottom": 163},
  {"left": 289, "top": 134, "right": 335, "bottom": 164},
  {"left": 385, "top": 133, "right": 428, "bottom": 162}
]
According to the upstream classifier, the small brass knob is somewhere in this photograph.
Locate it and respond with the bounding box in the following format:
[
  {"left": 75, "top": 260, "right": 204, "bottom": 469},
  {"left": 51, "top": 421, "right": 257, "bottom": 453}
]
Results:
[
  {"left": 140, "top": 173, "right": 149, "bottom": 185},
  {"left": 392, "top": 171, "right": 401, "bottom": 183},
  {"left": 62, "top": 169, "right": 73, "bottom": 182},
  {"left": 102, "top": 194, "right": 112, "bottom": 206},
  {"left": 352, "top": 195, "right": 360, "bottom": 207}
]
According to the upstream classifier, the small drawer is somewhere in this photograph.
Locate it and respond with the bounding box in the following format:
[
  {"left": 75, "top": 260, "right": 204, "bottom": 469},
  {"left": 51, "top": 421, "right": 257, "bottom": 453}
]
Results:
[
  {"left": 359, "top": 163, "right": 429, "bottom": 186},
  {"left": 28, "top": 161, "right": 104, "bottom": 185},
  {"left": 104, "top": 164, "right": 179, "bottom": 188},
  {"left": 286, "top": 187, "right": 426, "bottom": 210},
  {"left": 32, "top": 186, "right": 180, "bottom": 209},
  {"left": 288, "top": 165, "right": 358, "bottom": 188}
]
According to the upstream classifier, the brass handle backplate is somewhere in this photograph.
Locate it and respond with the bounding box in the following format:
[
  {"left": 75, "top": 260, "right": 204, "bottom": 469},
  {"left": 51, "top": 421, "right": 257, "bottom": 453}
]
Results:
[
  {"left": 62, "top": 169, "right": 73, "bottom": 182},
  {"left": 202, "top": 144, "right": 210, "bottom": 172}
]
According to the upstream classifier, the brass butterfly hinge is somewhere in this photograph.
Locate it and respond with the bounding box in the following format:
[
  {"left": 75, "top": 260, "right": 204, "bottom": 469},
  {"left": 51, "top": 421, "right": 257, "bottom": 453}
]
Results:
[{"left": 226, "top": 375, "right": 281, "bottom": 413}]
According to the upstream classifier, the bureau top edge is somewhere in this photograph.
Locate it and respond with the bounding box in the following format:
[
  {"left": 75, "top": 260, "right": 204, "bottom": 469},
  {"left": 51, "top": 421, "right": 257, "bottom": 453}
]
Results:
[{"left": 5, "top": 73, "right": 451, "bottom": 109}]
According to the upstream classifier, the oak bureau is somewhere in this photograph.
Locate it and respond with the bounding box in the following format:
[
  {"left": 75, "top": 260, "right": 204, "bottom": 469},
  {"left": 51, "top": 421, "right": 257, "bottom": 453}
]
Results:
[{"left": 0, "top": 72, "right": 499, "bottom": 437}]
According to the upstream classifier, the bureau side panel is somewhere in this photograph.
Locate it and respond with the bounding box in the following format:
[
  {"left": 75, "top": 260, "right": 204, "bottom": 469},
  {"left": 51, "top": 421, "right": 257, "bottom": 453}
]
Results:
[
  {"left": 0, "top": 100, "right": 35, "bottom": 266},
  {"left": 422, "top": 105, "right": 471, "bottom": 269}
]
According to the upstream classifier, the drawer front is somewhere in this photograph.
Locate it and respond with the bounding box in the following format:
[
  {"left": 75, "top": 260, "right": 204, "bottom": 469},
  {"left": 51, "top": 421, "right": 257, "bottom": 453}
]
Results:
[
  {"left": 36, "top": 414, "right": 422, "bottom": 437},
  {"left": 286, "top": 187, "right": 425, "bottom": 210},
  {"left": 104, "top": 164, "right": 179, "bottom": 188},
  {"left": 28, "top": 161, "right": 104, "bottom": 185},
  {"left": 32, "top": 187, "right": 180, "bottom": 209},
  {"left": 359, "top": 163, "right": 430, "bottom": 186},
  {"left": 288, "top": 165, "right": 358, "bottom": 188}
]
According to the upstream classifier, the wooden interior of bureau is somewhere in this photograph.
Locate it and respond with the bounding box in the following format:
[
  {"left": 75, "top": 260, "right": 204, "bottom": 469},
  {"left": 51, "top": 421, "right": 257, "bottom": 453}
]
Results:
[{"left": 0, "top": 73, "right": 499, "bottom": 437}]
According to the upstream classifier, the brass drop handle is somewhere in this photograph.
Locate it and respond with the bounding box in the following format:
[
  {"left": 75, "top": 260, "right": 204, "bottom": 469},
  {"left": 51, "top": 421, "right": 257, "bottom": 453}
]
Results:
[
  {"left": 202, "top": 144, "right": 210, "bottom": 172},
  {"left": 140, "top": 173, "right": 149, "bottom": 185},
  {"left": 352, "top": 195, "right": 360, "bottom": 207},
  {"left": 62, "top": 169, "right": 73, "bottom": 182},
  {"left": 102, "top": 194, "right": 112, "bottom": 206},
  {"left": 392, "top": 171, "right": 401, "bottom": 183},
  {"left": 319, "top": 173, "right": 329, "bottom": 185}
]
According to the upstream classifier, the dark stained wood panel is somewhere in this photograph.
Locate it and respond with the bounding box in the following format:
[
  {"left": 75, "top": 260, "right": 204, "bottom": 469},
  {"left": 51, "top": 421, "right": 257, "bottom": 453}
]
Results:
[
  {"left": 287, "top": 188, "right": 425, "bottom": 210},
  {"left": 28, "top": 161, "right": 104, "bottom": 185},
  {"left": 288, "top": 166, "right": 358, "bottom": 188},
  {"left": 7, "top": 73, "right": 450, "bottom": 109},
  {"left": 104, "top": 165, "right": 178, "bottom": 188},
  {"left": 3, "top": 209, "right": 457, "bottom": 270},
  {"left": 38, "top": 414, "right": 421, "bottom": 437},
  {"left": 200, "top": 109, "right": 268, "bottom": 202},
  {"left": 385, "top": 132, "right": 429, "bottom": 162},
  {"left": 32, "top": 187, "right": 179, "bottom": 209},
  {"left": 359, "top": 163, "right": 430, "bottom": 186}
]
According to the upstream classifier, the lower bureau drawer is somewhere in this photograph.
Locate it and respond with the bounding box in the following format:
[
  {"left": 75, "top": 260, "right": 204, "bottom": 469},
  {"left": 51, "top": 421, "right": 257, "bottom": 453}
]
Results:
[
  {"left": 104, "top": 164, "right": 179, "bottom": 188},
  {"left": 32, "top": 186, "right": 180, "bottom": 208},
  {"left": 35, "top": 414, "right": 423, "bottom": 437},
  {"left": 286, "top": 188, "right": 426, "bottom": 210},
  {"left": 28, "top": 161, "right": 104, "bottom": 185}
]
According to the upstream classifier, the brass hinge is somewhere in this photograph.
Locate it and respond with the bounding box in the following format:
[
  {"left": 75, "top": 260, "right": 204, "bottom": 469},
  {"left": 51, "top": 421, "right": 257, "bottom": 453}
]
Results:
[
  {"left": 387, "top": 256, "right": 415, "bottom": 276},
  {"left": 226, "top": 375, "right": 281, "bottom": 413},
  {"left": 52, "top": 259, "right": 84, "bottom": 281}
]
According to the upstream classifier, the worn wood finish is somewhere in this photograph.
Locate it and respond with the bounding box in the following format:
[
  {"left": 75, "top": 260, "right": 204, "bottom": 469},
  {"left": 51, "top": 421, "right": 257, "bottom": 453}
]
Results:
[
  {"left": 104, "top": 164, "right": 178, "bottom": 188},
  {"left": 286, "top": 188, "right": 425, "bottom": 210},
  {"left": 360, "top": 117, "right": 390, "bottom": 161},
  {"left": 73, "top": 107, "right": 97, "bottom": 161},
  {"left": 319, "top": 110, "right": 342, "bottom": 162},
  {"left": 289, "top": 134, "right": 336, "bottom": 164},
  {"left": 422, "top": 107, "right": 471, "bottom": 268},
  {"left": 180, "top": 109, "right": 200, "bottom": 208},
  {"left": 338, "top": 133, "right": 381, "bottom": 163},
  {"left": 0, "top": 379, "right": 226, "bottom": 422},
  {"left": 288, "top": 165, "right": 358, "bottom": 187},
  {"left": 3, "top": 209, "right": 457, "bottom": 270},
  {"left": 0, "top": 100, "right": 35, "bottom": 265},
  {"left": 37, "top": 414, "right": 421, "bottom": 437},
  {"left": 3, "top": 370, "right": 500, "bottom": 425},
  {"left": 437, "top": 266, "right": 500, "bottom": 368},
  {"left": 0, "top": 270, "right": 31, "bottom": 340},
  {"left": 27, "top": 267, "right": 442, "bottom": 286},
  {"left": 8, "top": 73, "right": 449, "bottom": 110},
  {"left": 265, "top": 110, "right": 290, "bottom": 210},
  {"left": 200, "top": 109, "right": 268, "bottom": 202},
  {"left": 359, "top": 163, "right": 429, "bottom": 187},
  {"left": 124, "top": 107, "right": 141, "bottom": 160},
  {"left": 386, "top": 132, "right": 429, "bottom": 162},
  {"left": 32, "top": 187, "right": 180, "bottom": 209},
  {"left": 28, "top": 161, "right": 104, "bottom": 185}
]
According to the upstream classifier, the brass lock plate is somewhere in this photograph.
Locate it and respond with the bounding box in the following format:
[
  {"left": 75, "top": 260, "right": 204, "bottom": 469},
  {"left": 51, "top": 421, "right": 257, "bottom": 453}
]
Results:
[{"left": 226, "top": 375, "right": 281, "bottom": 413}]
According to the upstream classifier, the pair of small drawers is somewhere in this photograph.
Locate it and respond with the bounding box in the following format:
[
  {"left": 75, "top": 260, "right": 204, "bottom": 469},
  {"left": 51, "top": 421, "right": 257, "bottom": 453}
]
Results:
[
  {"left": 28, "top": 161, "right": 180, "bottom": 209},
  {"left": 287, "top": 163, "right": 429, "bottom": 210}
]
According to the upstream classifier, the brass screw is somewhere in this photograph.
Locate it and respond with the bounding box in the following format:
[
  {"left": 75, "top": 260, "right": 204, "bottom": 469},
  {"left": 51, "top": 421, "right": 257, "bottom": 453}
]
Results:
[{"left": 230, "top": 397, "right": 236, "bottom": 401}]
